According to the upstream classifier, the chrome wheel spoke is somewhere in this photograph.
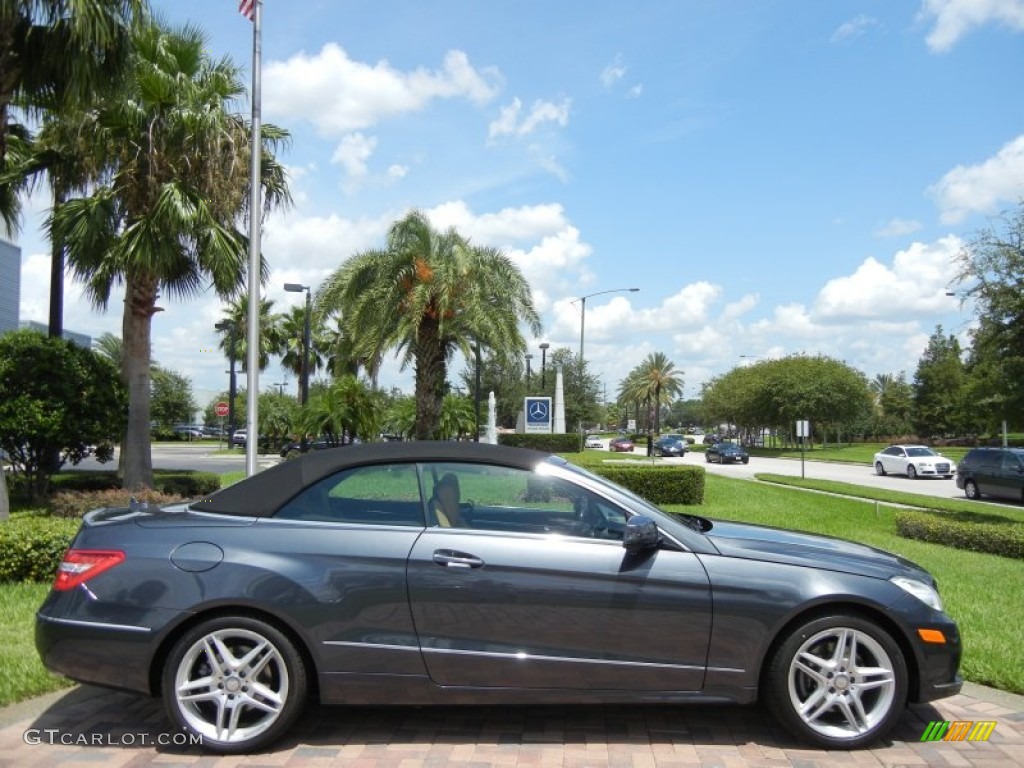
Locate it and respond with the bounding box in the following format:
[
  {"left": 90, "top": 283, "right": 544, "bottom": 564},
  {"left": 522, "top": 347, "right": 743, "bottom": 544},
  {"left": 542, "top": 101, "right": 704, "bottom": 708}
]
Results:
[{"left": 856, "top": 665, "right": 895, "bottom": 691}]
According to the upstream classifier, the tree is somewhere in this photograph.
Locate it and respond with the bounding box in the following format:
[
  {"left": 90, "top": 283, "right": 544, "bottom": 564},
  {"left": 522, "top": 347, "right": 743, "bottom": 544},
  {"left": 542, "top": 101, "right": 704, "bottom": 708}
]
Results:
[
  {"left": 0, "top": 0, "right": 145, "bottom": 186},
  {"left": 438, "top": 393, "right": 475, "bottom": 440},
  {"left": 317, "top": 210, "right": 541, "bottom": 439},
  {"left": 912, "top": 326, "right": 966, "bottom": 438},
  {"left": 52, "top": 19, "right": 290, "bottom": 491},
  {"left": 299, "top": 376, "right": 381, "bottom": 445},
  {"left": 0, "top": 329, "right": 125, "bottom": 500},
  {"left": 150, "top": 365, "right": 196, "bottom": 427},
  {"left": 278, "top": 303, "right": 325, "bottom": 381},
  {"left": 954, "top": 203, "right": 1024, "bottom": 429},
  {"left": 619, "top": 352, "right": 683, "bottom": 434},
  {"left": 216, "top": 294, "right": 284, "bottom": 373}
]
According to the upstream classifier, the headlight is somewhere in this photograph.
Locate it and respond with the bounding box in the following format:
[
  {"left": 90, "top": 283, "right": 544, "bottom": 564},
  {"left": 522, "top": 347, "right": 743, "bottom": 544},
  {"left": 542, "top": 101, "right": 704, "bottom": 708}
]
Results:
[{"left": 891, "top": 576, "right": 943, "bottom": 612}]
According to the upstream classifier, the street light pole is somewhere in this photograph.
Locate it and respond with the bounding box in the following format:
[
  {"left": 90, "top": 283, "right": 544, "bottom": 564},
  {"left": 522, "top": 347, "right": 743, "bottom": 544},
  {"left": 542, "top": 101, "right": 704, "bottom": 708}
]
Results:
[
  {"left": 283, "top": 283, "right": 311, "bottom": 406},
  {"left": 539, "top": 342, "right": 549, "bottom": 388},
  {"left": 525, "top": 354, "right": 533, "bottom": 390}
]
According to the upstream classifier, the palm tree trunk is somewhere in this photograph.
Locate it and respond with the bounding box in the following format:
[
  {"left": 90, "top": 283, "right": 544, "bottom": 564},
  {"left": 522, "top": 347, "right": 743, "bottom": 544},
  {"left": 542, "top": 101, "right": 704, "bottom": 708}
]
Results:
[
  {"left": 413, "top": 323, "right": 446, "bottom": 440},
  {"left": 121, "top": 273, "right": 156, "bottom": 490}
]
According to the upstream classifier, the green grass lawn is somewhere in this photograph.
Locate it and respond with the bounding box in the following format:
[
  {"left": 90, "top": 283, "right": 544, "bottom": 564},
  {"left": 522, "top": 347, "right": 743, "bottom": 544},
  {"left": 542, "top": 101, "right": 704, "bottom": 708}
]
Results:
[{"left": 0, "top": 582, "right": 68, "bottom": 706}]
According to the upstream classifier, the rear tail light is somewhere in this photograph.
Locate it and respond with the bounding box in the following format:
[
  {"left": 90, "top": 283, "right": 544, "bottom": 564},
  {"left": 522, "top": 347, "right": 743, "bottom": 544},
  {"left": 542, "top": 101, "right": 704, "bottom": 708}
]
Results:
[{"left": 53, "top": 549, "right": 125, "bottom": 591}]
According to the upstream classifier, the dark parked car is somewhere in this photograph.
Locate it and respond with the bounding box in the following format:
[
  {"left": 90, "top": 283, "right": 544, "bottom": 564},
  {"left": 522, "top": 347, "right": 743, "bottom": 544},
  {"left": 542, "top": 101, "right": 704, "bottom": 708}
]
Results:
[
  {"left": 279, "top": 436, "right": 342, "bottom": 458},
  {"left": 955, "top": 447, "right": 1024, "bottom": 502},
  {"left": 36, "top": 442, "right": 961, "bottom": 753},
  {"left": 705, "top": 441, "right": 749, "bottom": 464},
  {"left": 608, "top": 436, "right": 635, "bottom": 452},
  {"left": 652, "top": 435, "right": 688, "bottom": 457}
]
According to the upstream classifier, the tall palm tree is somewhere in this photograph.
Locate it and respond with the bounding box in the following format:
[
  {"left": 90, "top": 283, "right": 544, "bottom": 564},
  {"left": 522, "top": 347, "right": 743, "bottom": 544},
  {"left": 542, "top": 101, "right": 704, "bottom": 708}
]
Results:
[
  {"left": 0, "top": 0, "right": 146, "bottom": 209},
  {"left": 216, "top": 294, "right": 284, "bottom": 373},
  {"left": 317, "top": 210, "right": 541, "bottom": 439},
  {"left": 869, "top": 373, "right": 895, "bottom": 408},
  {"left": 52, "top": 19, "right": 290, "bottom": 490},
  {"left": 278, "top": 303, "right": 325, "bottom": 381},
  {"left": 620, "top": 352, "right": 684, "bottom": 434}
]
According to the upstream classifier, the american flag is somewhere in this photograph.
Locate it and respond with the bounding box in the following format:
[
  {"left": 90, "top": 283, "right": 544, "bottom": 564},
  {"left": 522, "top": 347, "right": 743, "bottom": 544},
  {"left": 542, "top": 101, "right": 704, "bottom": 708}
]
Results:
[{"left": 239, "top": 0, "right": 255, "bottom": 20}]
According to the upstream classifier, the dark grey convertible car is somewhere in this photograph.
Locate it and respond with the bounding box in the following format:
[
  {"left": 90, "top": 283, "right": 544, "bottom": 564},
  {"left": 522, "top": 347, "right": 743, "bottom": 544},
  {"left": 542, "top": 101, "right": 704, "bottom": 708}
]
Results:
[{"left": 36, "top": 442, "right": 961, "bottom": 753}]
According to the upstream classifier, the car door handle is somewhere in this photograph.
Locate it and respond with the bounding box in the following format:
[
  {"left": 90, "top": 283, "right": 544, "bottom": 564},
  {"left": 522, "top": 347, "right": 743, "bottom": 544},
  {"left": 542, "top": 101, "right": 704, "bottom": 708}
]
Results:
[{"left": 432, "top": 550, "right": 485, "bottom": 569}]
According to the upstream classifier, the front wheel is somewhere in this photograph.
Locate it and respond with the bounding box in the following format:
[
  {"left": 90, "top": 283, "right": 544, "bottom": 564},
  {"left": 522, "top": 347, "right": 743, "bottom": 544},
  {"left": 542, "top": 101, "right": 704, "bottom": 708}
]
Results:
[
  {"left": 764, "top": 615, "right": 907, "bottom": 749},
  {"left": 162, "top": 616, "right": 308, "bottom": 754},
  {"left": 964, "top": 479, "right": 980, "bottom": 500},
  {"left": 907, "top": 465, "right": 917, "bottom": 480},
  {"left": 875, "top": 462, "right": 886, "bottom": 476}
]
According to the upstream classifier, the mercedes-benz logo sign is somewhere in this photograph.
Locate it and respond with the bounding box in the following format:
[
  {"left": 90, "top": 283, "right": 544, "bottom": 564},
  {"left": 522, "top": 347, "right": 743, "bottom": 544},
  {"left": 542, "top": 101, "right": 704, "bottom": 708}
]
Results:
[{"left": 528, "top": 401, "right": 549, "bottom": 420}]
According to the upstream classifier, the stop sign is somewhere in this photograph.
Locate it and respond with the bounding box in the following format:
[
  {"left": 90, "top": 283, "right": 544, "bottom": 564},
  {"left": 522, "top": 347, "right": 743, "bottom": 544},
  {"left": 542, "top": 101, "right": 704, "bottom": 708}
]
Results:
[{"left": 215, "top": 401, "right": 229, "bottom": 418}]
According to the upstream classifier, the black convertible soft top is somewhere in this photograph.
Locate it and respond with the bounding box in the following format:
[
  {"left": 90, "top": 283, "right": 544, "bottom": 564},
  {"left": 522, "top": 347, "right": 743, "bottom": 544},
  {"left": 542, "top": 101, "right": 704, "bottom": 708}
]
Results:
[{"left": 190, "top": 441, "right": 552, "bottom": 518}]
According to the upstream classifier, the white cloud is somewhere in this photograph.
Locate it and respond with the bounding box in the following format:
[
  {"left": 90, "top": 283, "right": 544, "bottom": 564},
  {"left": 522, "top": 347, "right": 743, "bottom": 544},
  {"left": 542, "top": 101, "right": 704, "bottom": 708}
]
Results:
[
  {"left": 264, "top": 45, "right": 500, "bottom": 135},
  {"left": 874, "top": 218, "right": 923, "bottom": 237},
  {"left": 330, "top": 133, "right": 377, "bottom": 179},
  {"left": 387, "top": 164, "right": 409, "bottom": 179},
  {"left": 927, "top": 134, "right": 1024, "bottom": 223},
  {"left": 488, "top": 97, "right": 571, "bottom": 140},
  {"left": 426, "top": 201, "right": 572, "bottom": 243},
  {"left": 919, "top": 0, "right": 1024, "bottom": 51},
  {"left": 600, "top": 55, "right": 627, "bottom": 88},
  {"left": 627, "top": 84, "right": 644, "bottom": 99},
  {"left": 831, "top": 14, "right": 879, "bottom": 43},
  {"left": 813, "top": 236, "right": 963, "bottom": 320}
]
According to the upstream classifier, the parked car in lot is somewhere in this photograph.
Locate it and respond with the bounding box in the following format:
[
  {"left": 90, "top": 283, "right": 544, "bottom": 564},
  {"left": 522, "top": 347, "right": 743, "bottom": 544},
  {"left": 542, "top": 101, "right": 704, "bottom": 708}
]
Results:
[
  {"left": 955, "top": 447, "right": 1024, "bottom": 501},
  {"left": 279, "top": 436, "right": 343, "bottom": 458},
  {"left": 873, "top": 445, "right": 955, "bottom": 480},
  {"left": 584, "top": 435, "right": 604, "bottom": 449},
  {"left": 608, "top": 436, "right": 635, "bottom": 452},
  {"left": 173, "top": 425, "right": 204, "bottom": 439},
  {"left": 705, "top": 441, "right": 749, "bottom": 464},
  {"left": 36, "top": 442, "right": 962, "bottom": 753},
  {"left": 652, "top": 435, "right": 688, "bottom": 457},
  {"left": 229, "top": 429, "right": 268, "bottom": 449}
]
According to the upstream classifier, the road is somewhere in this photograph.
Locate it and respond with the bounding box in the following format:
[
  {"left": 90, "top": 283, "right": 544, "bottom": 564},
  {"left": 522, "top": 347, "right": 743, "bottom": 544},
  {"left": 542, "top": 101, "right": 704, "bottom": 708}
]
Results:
[{"left": 71, "top": 442, "right": 280, "bottom": 474}]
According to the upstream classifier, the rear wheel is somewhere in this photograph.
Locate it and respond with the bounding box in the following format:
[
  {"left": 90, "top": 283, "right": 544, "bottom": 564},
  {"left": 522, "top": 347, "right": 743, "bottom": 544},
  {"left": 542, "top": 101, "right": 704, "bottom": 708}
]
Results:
[
  {"left": 964, "top": 479, "right": 980, "bottom": 500},
  {"left": 162, "top": 616, "right": 307, "bottom": 754},
  {"left": 906, "top": 465, "right": 917, "bottom": 480},
  {"left": 875, "top": 462, "right": 886, "bottom": 476},
  {"left": 764, "top": 614, "right": 907, "bottom": 749}
]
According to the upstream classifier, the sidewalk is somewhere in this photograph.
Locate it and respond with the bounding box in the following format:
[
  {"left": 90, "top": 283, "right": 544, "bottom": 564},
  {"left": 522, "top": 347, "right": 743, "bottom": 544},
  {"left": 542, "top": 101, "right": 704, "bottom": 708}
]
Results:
[{"left": 1, "top": 681, "right": 1021, "bottom": 766}]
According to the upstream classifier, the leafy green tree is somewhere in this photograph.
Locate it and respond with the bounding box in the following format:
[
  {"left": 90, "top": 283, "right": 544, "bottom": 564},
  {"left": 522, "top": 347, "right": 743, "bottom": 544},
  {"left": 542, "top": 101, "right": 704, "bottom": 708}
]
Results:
[
  {"left": 438, "top": 393, "right": 475, "bottom": 440},
  {"left": 0, "top": 329, "right": 126, "bottom": 499},
  {"left": 52, "top": 19, "right": 290, "bottom": 491},
  {"left": 547, "top": 347, "right": 601, "bottom": 433},
  {"left": 383, "top": 394, "right": 417, "bottom": 439},
  {"left": 458, "top": 348, "right": 528, "bottom": 429},
  {"left": 299, "top": 376, "right": 381, "bottom": 445},
  {"left": 912, "top": 326, "right": 966, "bottom": 438},
  {"left": 150, "top": 365, "right": 196, "bottom": 427},
  {"left": 955, "top": 203, "right": 1024, "bottom": 429},
  {"left": 258, "top": 390, "right": 298, "bottom": 450},
  {"left": 871, "top": 372, "right": 914, "bottom": 437},
  {"left": 317, "top": 210, "right": 541, "bottom": 439}
]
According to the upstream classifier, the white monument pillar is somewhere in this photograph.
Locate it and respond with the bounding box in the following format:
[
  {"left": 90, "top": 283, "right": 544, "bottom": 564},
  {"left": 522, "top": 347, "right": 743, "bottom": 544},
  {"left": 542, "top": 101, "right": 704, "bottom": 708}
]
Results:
[
  {"left": 487, "top": 391, "right": 498, "bottom": 444},
  {"left": 553, "top": 364, "right": 566, "bottom": 434}
]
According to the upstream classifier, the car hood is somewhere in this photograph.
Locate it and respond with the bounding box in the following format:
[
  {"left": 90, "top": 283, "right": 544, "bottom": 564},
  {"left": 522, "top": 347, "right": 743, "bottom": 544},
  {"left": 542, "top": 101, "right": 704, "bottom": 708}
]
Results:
[{"left": 704, "top": 519, "right": 932, "bottom": 582}]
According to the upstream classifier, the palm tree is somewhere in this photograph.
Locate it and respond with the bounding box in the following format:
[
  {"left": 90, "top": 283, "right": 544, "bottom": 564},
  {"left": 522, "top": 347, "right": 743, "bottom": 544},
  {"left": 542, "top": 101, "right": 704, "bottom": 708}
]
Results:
[
  {"left": 217, "top": 294, "right": 284, "bottom": 373},
  {"left": 317, "top": 210, "right": 541, "bottom": 439},
  {"left": 299, "top": 376, "right": 380, "bottom": 445},
  {"left": 869, "top": 373, "right": 895, "bottom": 408},
  {"left": 620, "top": 352, "right": 684, "bottom": 434},
  {"left": 52, "top": 19, "right": 290, "bottom": 490},
  {"left": 278, "top": 303, "right": 325, "bottom": 381},
  {"left": 0, "top": 0, "right": 146, "bottom": 214}
]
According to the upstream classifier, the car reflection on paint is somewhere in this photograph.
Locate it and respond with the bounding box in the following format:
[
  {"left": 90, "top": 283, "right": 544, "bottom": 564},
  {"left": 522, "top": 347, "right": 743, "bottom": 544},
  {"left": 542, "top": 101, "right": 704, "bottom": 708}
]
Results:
[{"left": 36, "top": 442, "right": 961, "bottom": 754}]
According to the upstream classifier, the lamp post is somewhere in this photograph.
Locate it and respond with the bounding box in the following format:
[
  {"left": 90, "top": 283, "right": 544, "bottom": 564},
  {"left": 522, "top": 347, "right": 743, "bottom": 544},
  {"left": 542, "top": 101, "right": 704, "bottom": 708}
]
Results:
[
  {"left": 283, "top": 284, "right": 311, "bottom": 406},
  {"left": 214, "top": 320, "right": 238, "bottom": 441},
  {"left": 525, "top": 354, "right": 533, "bottom": 390},
  {"left": 273, "top": 381, "right": 287, "bottom": 395},
  {"left": 539, "top": 342, "right": 549, "bottom": 388},
  {"left": 573, "top": 288, "right": 639, "bottom": 437}
]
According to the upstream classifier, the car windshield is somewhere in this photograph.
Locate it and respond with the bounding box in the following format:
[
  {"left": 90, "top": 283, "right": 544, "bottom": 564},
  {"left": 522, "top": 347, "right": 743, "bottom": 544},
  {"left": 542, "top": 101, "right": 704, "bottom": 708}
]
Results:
[{"left": 905, "top": 447, "right": 937, "bottom": 457}]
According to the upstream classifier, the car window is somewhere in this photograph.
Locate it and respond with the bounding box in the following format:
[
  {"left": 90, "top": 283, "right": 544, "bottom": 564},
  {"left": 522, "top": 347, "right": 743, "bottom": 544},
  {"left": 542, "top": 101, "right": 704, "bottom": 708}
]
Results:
[
  {"left": 905, "top": 447, "right": 935, "bottom": 457},
  {"left": 1001, "top": 453, "right": 1023, "bottom": 473},
  {"left": 421, "top": 461, "right": 626, "bottom": 541},
  {"left": 275, "top": 463, "right": 424, "bottom": 526}
]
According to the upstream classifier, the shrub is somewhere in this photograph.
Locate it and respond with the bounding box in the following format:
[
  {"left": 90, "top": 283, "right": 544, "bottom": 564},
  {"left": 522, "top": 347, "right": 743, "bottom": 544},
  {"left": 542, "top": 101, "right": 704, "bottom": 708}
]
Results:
[
  {"left": 895, "top": 509, "right": 1024, "bottom": 560},
  {"left": 499, "top": 434, "right": 582, "bottom": 453},
  {"left": 0, "top": 516, "right": 79, "bottom": 582},
  {"left": 48, "top": 488, "right": 190, "bottom": 518},
  {"left": 48, "top": 470, "right": 220, "bottom": 497},
  {"left": 593, "top": 465, "right": 705, "bottom": 506}
]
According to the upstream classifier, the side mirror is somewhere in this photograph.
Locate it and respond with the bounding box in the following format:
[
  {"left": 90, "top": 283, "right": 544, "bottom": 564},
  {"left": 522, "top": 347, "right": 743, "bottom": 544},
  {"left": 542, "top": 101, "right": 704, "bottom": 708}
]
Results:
[{"left": 623, "top": 515, "right": 659, "bottom": 554}]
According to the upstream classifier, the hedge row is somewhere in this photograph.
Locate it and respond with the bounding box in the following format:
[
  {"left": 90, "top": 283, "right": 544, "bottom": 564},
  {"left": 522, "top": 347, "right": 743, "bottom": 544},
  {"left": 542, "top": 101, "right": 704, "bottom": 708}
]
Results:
[
  {"left": 895, "top": 509, "right": 1024, "bottom": 560},
  {"left": 593, "top": 465, "right": 705, "bottom": 506},
  {"left": 49, "top": 471, "right": 220, "bottom": 497},
  {"left": 48, "top": 488, "right": 190, "bottom": 518},
  {"left": 0, "top": 516, "right": 79, "bottom": 583},
  {"left": 498, "top": 434, "right": 582, "bottom": 453}
]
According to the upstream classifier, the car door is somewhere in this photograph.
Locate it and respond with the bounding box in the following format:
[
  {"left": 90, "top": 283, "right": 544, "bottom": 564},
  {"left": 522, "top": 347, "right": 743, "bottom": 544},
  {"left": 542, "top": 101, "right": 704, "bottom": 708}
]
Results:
[
  {"left": 407, "top": 461, "right": 712, "bottom": 692},
  {"left": 882, "top": 446, "right": 905, "bottom": 473},
  {"left": 993, "top": 451, "right": 1024, "bottom": 500}
]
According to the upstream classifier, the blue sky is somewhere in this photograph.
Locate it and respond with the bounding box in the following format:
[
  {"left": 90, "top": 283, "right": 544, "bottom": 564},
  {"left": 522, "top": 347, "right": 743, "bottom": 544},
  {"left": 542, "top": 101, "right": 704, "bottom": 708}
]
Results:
[{"left": 13, "top": 0, "right": 1024, "bottom": 409}]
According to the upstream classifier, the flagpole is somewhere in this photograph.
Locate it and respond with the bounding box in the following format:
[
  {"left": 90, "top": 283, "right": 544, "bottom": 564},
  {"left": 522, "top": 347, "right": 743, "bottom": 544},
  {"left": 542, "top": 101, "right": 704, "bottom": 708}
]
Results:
[{"left": 245, "top": 0, "right": 262, "bottom": 476}]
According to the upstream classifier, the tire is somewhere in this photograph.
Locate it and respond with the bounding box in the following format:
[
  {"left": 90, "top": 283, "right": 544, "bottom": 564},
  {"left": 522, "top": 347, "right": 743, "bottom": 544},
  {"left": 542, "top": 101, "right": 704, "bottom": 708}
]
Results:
[
  {"left": 964, "top": 479, "right": 980, "bottom": 500},
  {"left": 764, "top": 614, "right": 907, "bottom": 749},
  {"left": 875, "top": 462, "right": 886, "bottom": 476},
  {"left": 705, "top": 453, "right": 712, "bottom": 463},
  {"left": 906, "top": 465, "right": 917, "bottom": 480},
  {"left": 162, "top": 616, "right": 308, "bottom": 754}
]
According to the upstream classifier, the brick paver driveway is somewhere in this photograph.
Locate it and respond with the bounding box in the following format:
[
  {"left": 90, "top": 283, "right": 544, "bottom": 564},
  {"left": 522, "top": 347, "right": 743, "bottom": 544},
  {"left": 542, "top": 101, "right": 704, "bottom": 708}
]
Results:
[{"left": 0, "top": 682, "right": 1021, "bottom": 767}]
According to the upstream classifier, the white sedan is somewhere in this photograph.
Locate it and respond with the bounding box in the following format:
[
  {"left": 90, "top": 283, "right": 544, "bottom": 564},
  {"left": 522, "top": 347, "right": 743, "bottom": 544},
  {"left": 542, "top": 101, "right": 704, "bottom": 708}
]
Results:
[
  {"left": 584, "top": 435, "right": 604, "bottom": 449},
  {"left": 873, "top": 445, "right": 955, "bottom": 479}
]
